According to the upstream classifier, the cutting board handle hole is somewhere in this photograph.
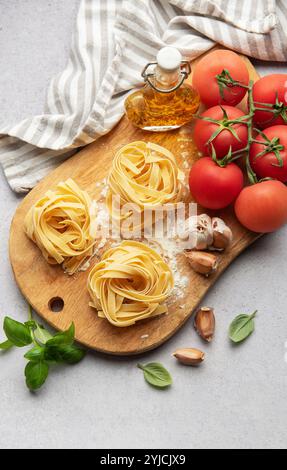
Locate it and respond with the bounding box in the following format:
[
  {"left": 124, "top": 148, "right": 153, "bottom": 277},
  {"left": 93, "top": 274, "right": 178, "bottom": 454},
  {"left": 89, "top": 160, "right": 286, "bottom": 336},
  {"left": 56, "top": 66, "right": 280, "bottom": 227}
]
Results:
[{"left": 48, "top": 297, "right": 64, "bottom": 312}]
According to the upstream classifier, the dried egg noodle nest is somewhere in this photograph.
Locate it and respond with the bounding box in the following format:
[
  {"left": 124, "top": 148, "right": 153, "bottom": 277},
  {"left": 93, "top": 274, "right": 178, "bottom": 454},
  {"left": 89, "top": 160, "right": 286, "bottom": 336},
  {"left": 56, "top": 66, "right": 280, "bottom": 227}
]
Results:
[
  {"left": 24, "top": 178, "right": 95, "bottom": 274},
  {"left": 106, "top": 141, "right": 183, "bottom": 222},
  {"left": 88, "top": 240, "right": 174, "bottom": 327}
]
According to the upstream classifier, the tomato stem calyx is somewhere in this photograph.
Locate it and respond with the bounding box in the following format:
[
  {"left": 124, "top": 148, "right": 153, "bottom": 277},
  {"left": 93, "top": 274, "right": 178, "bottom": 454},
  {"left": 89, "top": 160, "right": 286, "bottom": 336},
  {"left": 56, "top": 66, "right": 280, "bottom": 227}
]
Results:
[
  {"left": 216, "top": 69, "right": 250, "bottom": 100},
  {"left": 252, "top": 128, "right": 284, "bottom": 167}
]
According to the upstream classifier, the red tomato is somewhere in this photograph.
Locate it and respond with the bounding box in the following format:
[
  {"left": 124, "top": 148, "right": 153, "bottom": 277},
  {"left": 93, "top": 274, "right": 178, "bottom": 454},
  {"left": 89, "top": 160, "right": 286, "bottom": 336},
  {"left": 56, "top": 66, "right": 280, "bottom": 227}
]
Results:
[
  {"left": 252, "top": 74, "right": 287, "bottom": 129},
  {"left": 189, "top": 157, "right": 244, "bottom": 210},
  {"left": 235, "top": 180, "right": 287, "bottom": 233},
  {"left": 194, "top": 105, "right": 248, "bottom": 158},
  {"left": 250, "top": 125, "right": 287, "bottom": 182},
  {"left": 192, "top": 50, "right": 249, "bottom": 107}
]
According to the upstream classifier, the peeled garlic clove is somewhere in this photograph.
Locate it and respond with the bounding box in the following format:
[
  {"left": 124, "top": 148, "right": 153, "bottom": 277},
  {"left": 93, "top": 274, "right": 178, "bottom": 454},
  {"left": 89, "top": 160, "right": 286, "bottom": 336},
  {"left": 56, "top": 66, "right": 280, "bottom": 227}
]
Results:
[
  {"left": 211, "top": 217, "right": 233, "bottom": 251},
  {"left": 184, "top": 250, "right": 218, "bottom": 276},
  {"left": 173, "top": 348, "right": 205, "bottom": 366},
  {"left": 194, "top": 307, "right": 215, "bottom": 342}
]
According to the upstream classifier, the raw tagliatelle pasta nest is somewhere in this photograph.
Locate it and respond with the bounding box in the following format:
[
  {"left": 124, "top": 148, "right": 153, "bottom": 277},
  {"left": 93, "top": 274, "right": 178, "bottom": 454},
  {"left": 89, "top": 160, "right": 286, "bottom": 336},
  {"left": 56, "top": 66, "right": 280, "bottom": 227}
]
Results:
[
  {"left": 24, "top": 178, "right": 95, "bottom": 274},
  {"left": 87, "top": 240, "right": 174, "bottom": 327},
  {"left": 106, "top": 141, "right": 184, "bottom": 224}
]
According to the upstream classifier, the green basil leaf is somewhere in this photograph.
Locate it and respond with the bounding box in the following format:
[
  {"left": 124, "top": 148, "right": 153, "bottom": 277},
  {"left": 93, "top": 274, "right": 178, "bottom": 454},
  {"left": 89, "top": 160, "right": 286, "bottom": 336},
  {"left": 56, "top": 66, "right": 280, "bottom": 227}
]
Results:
[
  {"left": 229, "top": 311, "right": 257, "bottom": 343},
  {"left": 4, "top": 317, "right": 32, "bottom": 347},
  {"left": 0, "top": 339, "right": 13, "bottom": 350},
  {"left": 46, "top": 322, "right": 75, "bottom": 347},
  {"left": 138, "top": 362, "right": 172, "bottom": 389},
  {"left": 34, "top": 323, "right": 53, "bottom": 345},
  {"left": 25, "top": 361, "right": 49, "bottom": 391},
  {"left": 24, "top": 346, "right": 45, "bottom": 362},
  {"left": 45, "top": 344, "right": 86, "bottom": 364}
]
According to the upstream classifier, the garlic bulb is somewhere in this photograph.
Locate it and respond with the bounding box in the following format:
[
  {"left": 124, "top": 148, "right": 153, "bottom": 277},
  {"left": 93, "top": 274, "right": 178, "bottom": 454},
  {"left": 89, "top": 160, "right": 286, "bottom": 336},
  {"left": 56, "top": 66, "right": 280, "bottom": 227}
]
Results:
[
  {"left": 180, "top": 214, "right": 232, "bottom": 252},
  {"left": 181, "top": 214, "right": 213, "bottom": 250}
]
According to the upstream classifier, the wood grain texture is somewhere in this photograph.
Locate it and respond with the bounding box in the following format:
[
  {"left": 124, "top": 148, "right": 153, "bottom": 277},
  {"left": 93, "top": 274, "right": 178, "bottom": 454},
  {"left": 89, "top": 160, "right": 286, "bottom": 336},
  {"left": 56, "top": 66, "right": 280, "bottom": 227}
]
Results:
[{"left": 9, "top": 50, "right": 260, "bottom": 355}]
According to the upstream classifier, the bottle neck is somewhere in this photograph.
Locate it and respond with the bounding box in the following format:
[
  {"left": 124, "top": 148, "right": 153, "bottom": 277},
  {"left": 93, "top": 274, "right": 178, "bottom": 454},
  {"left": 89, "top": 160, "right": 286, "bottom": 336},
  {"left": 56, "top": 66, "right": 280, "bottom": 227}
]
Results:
[{"left": 153, "top": 66, "right": 181, "bottom": 91}]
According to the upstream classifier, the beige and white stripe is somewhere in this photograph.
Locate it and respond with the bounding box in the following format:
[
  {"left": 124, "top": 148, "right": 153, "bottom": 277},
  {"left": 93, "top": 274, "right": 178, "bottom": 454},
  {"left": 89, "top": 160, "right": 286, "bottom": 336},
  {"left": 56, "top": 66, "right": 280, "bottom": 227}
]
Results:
[{"left": 0, "top": 0, "right": 286, "bottom": 193}]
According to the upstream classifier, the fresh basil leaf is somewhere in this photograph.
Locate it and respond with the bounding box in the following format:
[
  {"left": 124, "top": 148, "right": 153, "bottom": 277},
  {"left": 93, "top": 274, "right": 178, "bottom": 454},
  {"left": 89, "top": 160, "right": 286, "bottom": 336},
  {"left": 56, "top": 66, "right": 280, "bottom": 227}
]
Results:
[
  {"left": 4, "top": 317, "right": 32, "bottom": 347},
  {"left": 46, "top": 322, "right": 75, "bottom": 347},
  {"left": 45, "top": 344, "right": 86, "bottom": 364},
  {"left": 25, "top": 361, "right": 49, "bottom": 391},
  {"left": 137, "top": 362, "right": 172, "bottom": 389},
  {"left": 229, "top": 311, "right": 257, "bottom": 343},
  {"left": 24, "top": 346, "right": 45, "bottom": 362},
  {"left": 0, "top": 339, "right": 13, "bottom": 350},
  {"left": 34, "top": 323, "right": 53, "bottom": 345}
]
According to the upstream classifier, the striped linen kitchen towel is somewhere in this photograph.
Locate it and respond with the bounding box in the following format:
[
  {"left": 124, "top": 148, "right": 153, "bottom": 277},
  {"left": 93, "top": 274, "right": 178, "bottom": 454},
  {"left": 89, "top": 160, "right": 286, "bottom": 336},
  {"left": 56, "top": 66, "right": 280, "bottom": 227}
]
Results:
[{"left": 0, "top": 0, "right": 286, "bottom": 193}]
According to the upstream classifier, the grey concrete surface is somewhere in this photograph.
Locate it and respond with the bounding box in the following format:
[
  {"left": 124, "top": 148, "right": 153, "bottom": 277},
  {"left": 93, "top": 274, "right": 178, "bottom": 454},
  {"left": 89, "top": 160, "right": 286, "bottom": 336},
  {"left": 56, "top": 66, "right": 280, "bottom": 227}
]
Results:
[{"left": 0, "top": 0, "right": 287, "bottom": 450}]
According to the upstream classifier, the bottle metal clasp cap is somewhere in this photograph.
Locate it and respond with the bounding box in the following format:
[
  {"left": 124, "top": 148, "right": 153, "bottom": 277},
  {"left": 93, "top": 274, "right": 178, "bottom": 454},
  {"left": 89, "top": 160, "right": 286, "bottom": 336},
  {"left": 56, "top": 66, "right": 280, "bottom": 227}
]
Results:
[{"left": 141, "top": 60, "right": 191, "bottom": 94}]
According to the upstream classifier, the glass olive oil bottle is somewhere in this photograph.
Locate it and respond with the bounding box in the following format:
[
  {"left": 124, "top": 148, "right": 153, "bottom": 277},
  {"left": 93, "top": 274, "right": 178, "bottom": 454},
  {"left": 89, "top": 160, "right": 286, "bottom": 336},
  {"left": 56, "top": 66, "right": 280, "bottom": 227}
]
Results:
[{"left": 125, "top": 47, "right": 200, "bottom": 131}]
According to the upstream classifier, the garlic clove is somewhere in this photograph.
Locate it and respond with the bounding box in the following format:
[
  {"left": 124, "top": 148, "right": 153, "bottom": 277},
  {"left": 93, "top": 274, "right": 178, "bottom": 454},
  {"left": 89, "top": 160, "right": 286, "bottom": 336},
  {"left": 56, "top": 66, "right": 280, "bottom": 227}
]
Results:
[
  {"left": 194, "top": 306, "right": 215, "bottom": 342},
  {"left": 173, "top": 348, "right": 205, "bottom": 366},
  {"left": 184, "top": 250, "right": 218, "bottom": 276},
  {"left": 211, "top": 217, "right": 233, "bottom": 251}
]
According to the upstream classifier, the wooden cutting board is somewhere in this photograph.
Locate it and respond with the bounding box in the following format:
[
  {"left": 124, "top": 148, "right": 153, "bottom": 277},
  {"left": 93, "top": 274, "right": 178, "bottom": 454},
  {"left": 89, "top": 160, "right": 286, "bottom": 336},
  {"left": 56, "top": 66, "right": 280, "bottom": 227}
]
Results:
[{"left": 9, "top": 50, "right": 260, "bottom": 355}]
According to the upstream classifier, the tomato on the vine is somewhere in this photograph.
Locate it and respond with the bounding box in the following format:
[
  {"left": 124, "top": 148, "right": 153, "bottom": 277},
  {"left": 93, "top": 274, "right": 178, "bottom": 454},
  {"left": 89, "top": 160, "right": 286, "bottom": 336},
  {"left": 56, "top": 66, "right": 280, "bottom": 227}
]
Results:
[
  {"left": 250, "top": 125, "right": 287, "bottom": 182},
  {"left": 193, "top": 105, "right": 248, "bottom": 159},
  {"left": 235, "top": 180, "right": 287, "bottom": 233},
  {"left": 252, "top": 74, "right": 287, "bottom": 129},
  {"left": 189, "top": 157, "right": 244, "bottom": 210},
  {"left": 192, "top": 50, "right": 249, "bottom": 107}
]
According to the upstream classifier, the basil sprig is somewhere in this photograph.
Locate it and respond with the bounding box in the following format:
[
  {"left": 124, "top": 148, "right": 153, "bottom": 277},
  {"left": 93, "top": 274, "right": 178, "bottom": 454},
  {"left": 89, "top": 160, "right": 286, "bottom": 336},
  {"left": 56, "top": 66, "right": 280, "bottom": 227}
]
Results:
[
  {"left": 138, "top": 362, "right": 172, "bottom": 389},
  {"left": 0, "top": 306, "right": 86, "bottom": 391},
  {"left": 229, "top": 310, "right": 257, "bottom": 343}
]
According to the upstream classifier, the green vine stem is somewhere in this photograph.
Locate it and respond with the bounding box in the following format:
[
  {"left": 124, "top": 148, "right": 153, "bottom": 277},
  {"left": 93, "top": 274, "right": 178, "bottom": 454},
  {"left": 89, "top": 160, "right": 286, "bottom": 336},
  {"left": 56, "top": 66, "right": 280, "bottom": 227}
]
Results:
[{"left": 245, "top": 81, "right": 258, "bottom": 184}]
